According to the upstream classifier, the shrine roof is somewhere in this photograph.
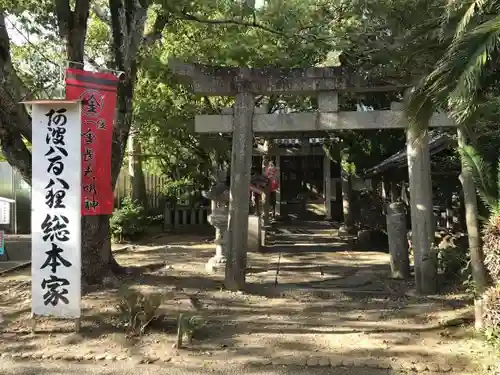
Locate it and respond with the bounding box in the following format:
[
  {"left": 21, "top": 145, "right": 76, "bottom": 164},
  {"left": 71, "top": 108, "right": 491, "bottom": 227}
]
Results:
[{"left": 363, "top": 131, "right": 455, "bottom": 177}]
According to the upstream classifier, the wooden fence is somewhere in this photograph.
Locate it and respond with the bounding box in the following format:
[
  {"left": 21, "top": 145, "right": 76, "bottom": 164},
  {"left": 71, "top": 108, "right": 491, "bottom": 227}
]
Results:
[
  {"left": 114, "top": 171, "right": 167, "bottom": 210},
  {"left": 114, "top": 173, "right": 213, "bottom": 233},
  {"left": 164, "top": 206, "right": 211, "bottom": 232}
]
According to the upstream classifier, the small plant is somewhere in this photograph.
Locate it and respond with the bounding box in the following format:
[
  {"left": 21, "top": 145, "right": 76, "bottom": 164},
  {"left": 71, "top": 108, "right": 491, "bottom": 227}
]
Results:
[
  {"left": 116, "top": 288, "right": 163, "bottom": 336},
  {"left": 483, "top": 327, "right": 500, "bottom": 354},
  {"left": 110, "top": 197, "right": 147, "bottom": 242},
  {"left": 183, "top": 316, "right": 205, "bottom": 343}
]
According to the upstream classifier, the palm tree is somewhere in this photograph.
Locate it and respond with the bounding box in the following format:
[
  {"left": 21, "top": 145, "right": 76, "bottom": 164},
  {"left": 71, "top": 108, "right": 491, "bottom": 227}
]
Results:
[
  {"left": 461, "top": 146, "right": 500, "bottom": 282},
  {"left": 461, "top": 145, "right": 500, "bottom": 332},
  {"left": 406, "top": 0, "right": 499, "bottom": 328}
]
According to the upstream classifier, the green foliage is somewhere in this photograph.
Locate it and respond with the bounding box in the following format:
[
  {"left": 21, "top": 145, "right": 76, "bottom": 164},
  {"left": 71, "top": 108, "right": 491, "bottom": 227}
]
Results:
[
  {"left": 162, "top": 178, "right": 199, "bottom": 206},
  {"left": 482, "top": 283, "right": 500, "bottom": 351},
  {"left": 110, "top": 198, "right": 147, "bottom": 242},
  {"left": 5, "top": 0, "right": 440, "bottom": 194},
  {"left": 10, "top": 41, "right": 62, "bottom": 99},
  {"left": 483, "top": 217, "right": 500, "bottom": 284},
  {"left": 116, "top": 287, "right": 163, "bottom": 336},
  {"left": 133, "top": 62, "right": 225, "bottom": 183}
]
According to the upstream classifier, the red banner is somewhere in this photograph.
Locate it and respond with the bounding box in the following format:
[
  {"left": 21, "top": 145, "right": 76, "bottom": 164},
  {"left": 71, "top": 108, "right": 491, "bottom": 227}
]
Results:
[{"left": 65, "top": 68, "right": 118, "bottom": 215}]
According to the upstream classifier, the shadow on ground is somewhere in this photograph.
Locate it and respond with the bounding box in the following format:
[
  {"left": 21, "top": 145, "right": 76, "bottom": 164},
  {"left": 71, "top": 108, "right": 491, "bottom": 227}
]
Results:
[{"left": 0, "top": 221, "right": 492, "bottom": 371}]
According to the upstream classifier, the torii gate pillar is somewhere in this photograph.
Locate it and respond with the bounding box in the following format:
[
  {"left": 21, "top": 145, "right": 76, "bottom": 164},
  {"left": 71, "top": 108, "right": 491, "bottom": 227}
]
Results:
[{"left": 226, "top": 90, "right": 254, "bottom": 290}]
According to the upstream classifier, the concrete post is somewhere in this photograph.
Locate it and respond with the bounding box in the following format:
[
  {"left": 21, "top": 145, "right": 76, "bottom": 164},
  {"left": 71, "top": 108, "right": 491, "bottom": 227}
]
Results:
[
  {"left": 324, "top": 153, "right": 332, "bottom": 220},
  {"left": 225, "top": 91, "right": 254, "bottom": 291},
  {"left": 406, "top": 125, "right": 437, "bottom": 294},
  {"left": 386, "top": 202, "right": 410, "bottom": 279}
]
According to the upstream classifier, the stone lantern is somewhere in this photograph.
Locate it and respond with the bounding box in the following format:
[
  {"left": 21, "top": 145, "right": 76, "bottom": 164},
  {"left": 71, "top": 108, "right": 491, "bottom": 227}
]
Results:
[{"left": 202, "top": 182, "right": 230, "bottom": 273}]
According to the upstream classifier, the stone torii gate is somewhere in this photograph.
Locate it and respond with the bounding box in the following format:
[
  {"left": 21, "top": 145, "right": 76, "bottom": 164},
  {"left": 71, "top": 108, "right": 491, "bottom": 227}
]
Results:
[{"left": 170, "top": 60, "right": 456, "bottom": 294}]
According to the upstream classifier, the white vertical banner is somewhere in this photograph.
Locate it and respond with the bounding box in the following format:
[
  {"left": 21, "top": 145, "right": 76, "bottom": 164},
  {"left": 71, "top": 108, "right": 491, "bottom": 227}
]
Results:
[{"left": 31, "top": 101, "right": 82, "bottom": 318}]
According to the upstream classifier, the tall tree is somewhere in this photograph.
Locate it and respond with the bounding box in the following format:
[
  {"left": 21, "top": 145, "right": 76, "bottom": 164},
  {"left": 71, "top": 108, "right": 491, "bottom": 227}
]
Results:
[
  {"left": 1, "top": 0, "right": 346, "bottom": 284},
  {"left": 406, "top": 0, "right": 496, "bottom": 327},
  {"left": 0, "top": 0, "right": 156, "bottom": 283}
]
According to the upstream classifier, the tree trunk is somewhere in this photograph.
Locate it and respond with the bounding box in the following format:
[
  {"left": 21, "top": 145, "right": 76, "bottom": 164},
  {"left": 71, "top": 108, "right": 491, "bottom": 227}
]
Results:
[
  {"left": 1, "top": 1, "right": 150, "bottom": 285},
  {"left": 56, "top": 0, "right": 127, "bottom": 285},
  {"left": 0, "top": 14, "right": 33, "bottom": 184},
  {"left": 1, "top": 8, "right": 118, "bottom": 285},
  {"left": 128, "top": 129, "right": 148, "bottom": 208},
  {"left": 457, "top": 127, "right": 488, "bottom": 329}
]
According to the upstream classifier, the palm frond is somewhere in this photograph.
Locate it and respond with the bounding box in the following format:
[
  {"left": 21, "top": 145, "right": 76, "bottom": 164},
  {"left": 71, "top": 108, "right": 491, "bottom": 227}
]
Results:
[
  {"left": 408, "top": 14, "right": 500, "bottom": 128},
  {"left": 454, "top": 0, "right": 489, "bottom": 39},
  {"left": 446, "top": 15, "right": 500, "bottom": 121},
  {"left": 460, "top": 144, "right": 498, "bottom": 211}
]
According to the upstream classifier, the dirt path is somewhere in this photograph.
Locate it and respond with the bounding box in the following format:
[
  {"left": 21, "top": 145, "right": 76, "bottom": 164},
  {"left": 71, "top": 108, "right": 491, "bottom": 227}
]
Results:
[
  {"left": 0, "top": 225, "right": 496, "bottom": 373},
  {"left": 2, "top": 358, "right": 481, "bottom": 375}
]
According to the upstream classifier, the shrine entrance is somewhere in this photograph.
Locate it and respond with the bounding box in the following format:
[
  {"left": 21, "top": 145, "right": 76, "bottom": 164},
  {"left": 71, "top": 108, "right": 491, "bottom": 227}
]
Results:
[
  {"left": 280, "top": 156, "right": 304, "bottom": 217},
  {"left": 279, "top": 154, "right": 329, "bottom": 220},
  {"left": 170, "top": 59, "right": 456, "bottom": 294}
]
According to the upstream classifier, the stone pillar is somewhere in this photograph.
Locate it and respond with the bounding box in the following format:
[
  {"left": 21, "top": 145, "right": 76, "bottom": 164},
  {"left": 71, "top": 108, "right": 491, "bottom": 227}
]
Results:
[
  {"left": 206, "top": 206, "right": 229, "bottom": 272},
  {"left": 341, "top": 154, "right": 354, "bottom": 232},
  {"left": 319, "top": 91, "right": 337, "bottom": 221},
  {"left": 324, "top": 153, "right": 332, "bottom": 220},
  {"left": 406, "top": 119, "right": 437, "bottom": 294},
  {"left": 386, "top": 202, "right": 410, "bottom": 279},
  {"left": 275, "top": 155, "right": 281, "bottom": 217},
  {"left": 225, "top": 91, "right": 254, "bottom": 291},
  {"left": 261, "top": 150, "right": 270, "bottom": 226}
]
